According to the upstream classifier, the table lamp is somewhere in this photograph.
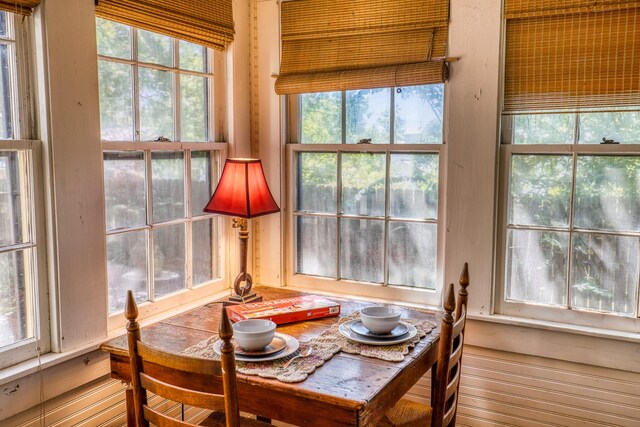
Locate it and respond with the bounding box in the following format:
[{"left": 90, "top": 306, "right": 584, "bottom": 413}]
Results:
[{"left": 204, "top": 158, "right": 280, "bottom": 304}]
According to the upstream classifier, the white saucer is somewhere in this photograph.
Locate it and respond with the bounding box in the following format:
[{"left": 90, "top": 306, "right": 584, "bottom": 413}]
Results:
[
  {"left": 350, "top": 320, "right": 409, "bottom": 339},
  {"left": 213, "top": 333, "right": 299, "bottom": 362},
  {"left": 339, "top": 319, "right": 417, "bottom": 345}
]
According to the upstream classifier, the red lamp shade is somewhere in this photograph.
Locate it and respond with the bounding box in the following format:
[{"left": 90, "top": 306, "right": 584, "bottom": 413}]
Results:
[{"left": 203, "top": 158, "right": 280, "bottom": 218}]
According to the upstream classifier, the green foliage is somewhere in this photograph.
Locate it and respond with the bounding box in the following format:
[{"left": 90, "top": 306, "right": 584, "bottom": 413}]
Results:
[
  {"left": 179, "top": 41, "right": 206, "bottom": 72},
  {"left": 300, "top": 92, "right": 341, "bottom": 144},
  {"left": 96, "top": 18, "right": 131, "bottom": 59},
  {"left": 510, "top": 155, "right": 572, "bottom": 227}
]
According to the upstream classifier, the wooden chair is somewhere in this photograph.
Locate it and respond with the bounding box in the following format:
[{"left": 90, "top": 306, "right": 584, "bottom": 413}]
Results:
[
  {"left": 378, "top": 263, "right": 470, "bottom": 427},
  {"left": 125, "top": 290, "right": 271, "bottom": 427}
]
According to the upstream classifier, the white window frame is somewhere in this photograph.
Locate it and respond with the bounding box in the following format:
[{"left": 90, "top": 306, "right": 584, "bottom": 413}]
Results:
[
  {"left": 284, "top": 90, "right": 447, "bottom": 307},
  {"left": 0, "top": 13, "right": 49, "bottom": 370},
  {"left": 96, "top": 21, "right": 229, "bottom": 331},
  {"left": 496, "top": 115, "right": 640, "bottom": 333}
]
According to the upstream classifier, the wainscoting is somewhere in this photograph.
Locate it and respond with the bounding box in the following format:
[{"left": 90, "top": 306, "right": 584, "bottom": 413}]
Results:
[
  {"left": 5, "top": 345, "right": 640, "bottom": 426},
  {"left": 407, "top": 346, "right": 640, "bottom": 427}
]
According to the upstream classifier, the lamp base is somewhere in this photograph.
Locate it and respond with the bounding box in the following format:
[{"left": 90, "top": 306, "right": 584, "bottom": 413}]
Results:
[{"left": 222, "top": 292, "right": 263, "bottom": 306}]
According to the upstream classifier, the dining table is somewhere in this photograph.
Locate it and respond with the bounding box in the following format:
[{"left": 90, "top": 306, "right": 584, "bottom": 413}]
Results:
[{"left": 100, "top": 286, "right": 441, "bottom": 426}]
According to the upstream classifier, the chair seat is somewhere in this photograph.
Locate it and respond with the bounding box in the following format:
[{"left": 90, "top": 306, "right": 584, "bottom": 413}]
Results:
[
  {"left": 376, "top": 398, "right": 433, "bottom": 427},
  {"left": 202, "top": 411, "right": 272, "bottom": 427}
]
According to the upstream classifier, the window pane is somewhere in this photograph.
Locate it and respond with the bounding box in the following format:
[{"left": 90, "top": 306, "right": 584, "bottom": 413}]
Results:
[
  {"left": 179, "top": 40, "right": 205, "bottom": 72},
  {"left": 296, "top": 215, "right": 336, "bottom": 277},
  {"left": 95, "top": 18, "right": 131, "bottom": 60},
  {"left": 506, "top": 229, "right": 568, "bottom": 306},
  {"left": 300, "top": 92, "right": 341, "bottom": 144},
  {"left": 341, "top": 153, "right": 385, "bottom": 216},
  {"left": 103, "top": 151, "right": 146, "bottom": 231},
  {"left": 390, "top": 153, "right": 438, "bottom": 220},
  {"left": 154, "top": 224, "right": 186, "bottom": 298},
  {"left": 0, "top": 12, "right": 8, "bottom": 38},
  {"left": 512, "top": 113, "right": 575, "bottom": 144},
  {"left": 574, "top": 156, "right": 640, "bottom": 232},
  {"left": 138, "top": 29, "right": 173, "bottom": 66},
  {"left": 388, "top": 222, "right": 437, "bottom": 289},
  {"left": 0, "top": 151, "right": 28, "bottom": 246},
  {"left": 192, "top": 218, "right": 218, "bottom": 285},
  {"left": 0, "top": 43, "right": 14, "bottom": 139},
  {"left": 191, "top": 151, "right": 212, "bottom": 217},
  {"left": 152, "top": 151, "right": 185, "bottom": 223},
  {"left": 346, "top": 88, "right": 390, "bottom": 144},
  {"left": 340, "top": 218, "right": 384, "bottom": 283},
  {"left": 579, "top": 109, "right": 640, "bottom": 144},
  {"left": 0, "top": 249, "right": 32, "bottom": 347},
  {"left": 394, "top": 85, "right": 443, "bottom": 144},
  {"left": 296, "top": 152, "right": 336, "bottom": 213},
  {"left": 509, "top": 155, "right": 572, "bottom": 227},
  {"left": 571, "top": 233, "right": 639, "bottom": 316},
  {"left": 98, "top": 61, "right": 134, "bottom": 140},
  {"left": 180, "top": 74, "right": 207, "bottom": 142},
  {"left": 107, "top": 230, "right": 148, "bottom": 314},
  {"left": 139, "top": 67, "right": 174, "bottom": 141}
]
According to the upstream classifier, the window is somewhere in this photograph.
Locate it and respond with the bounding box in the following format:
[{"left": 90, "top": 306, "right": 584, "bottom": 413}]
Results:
[
  {"left": 498, "top": 111, "right": 640, "bottom": 331},
  {"left": 96, "top": 18, "right": 225, "bottom": 317},
  {"left": 0, "top": 11, "right": 48, "bottom": 369},
  {"left": 287, "top": 85, "right": 445, "bottom": 305},
  {"left": 499, "top": 0, "right": 640, "bottom": 332}
]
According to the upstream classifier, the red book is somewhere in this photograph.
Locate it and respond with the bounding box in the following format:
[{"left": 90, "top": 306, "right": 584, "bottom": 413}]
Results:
[{"left": 226, "top": 295, "right": 341, "bottom": 325}]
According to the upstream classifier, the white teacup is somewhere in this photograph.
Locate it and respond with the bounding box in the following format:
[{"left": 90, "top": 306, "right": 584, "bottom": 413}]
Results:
[
  {"left": 360, "top": 306, "right": 401, "bottom": 334},
  {"left": 232, "top": 319, "right": 276, "bottom": 350}
]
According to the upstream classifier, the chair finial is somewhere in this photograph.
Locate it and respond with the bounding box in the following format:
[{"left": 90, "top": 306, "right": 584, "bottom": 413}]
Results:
[
  {"left": 125, "top": 290, "right": 138, "bottom": 323},
  {"left": 459, "top": 262, "right": 469, "bottom": 291},
  {"left": 456, "top": 263, "right": 470, "bottom": 322},
  {"left": 219, "top": 305, "right": 233, "bottom": 342},
  {"left": 444, "top": 283, "right": 456, "bottom": 314}
]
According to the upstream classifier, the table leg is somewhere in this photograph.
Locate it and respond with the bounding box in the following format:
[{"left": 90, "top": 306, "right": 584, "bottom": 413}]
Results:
[{"left": 126, "top": 384, "right": 136, "bottom": 426}]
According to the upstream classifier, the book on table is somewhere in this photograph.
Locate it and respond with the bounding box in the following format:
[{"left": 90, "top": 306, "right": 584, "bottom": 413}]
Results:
[{"left": 226, "top": 295, "right": 341, "bottom": 325}]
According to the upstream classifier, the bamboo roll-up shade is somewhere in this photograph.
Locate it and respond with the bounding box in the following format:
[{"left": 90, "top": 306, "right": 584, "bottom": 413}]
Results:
[
  {"left": 275, "top": 62, "right": 448, "bottom": 94},
  {"left": 0, "top": 0, "right": 39, "bottom": 15},
  {"left": 505, "top": 0, "right": 640, "bottom": 18},
  {"left": 275, "top": 0, "right": 449, "bottom": 95},
  {"left": 95, "top": 0, "right": 234, "bottom": 51},
  {"left": 504, "top": 1, "right": 640, "bottom": 112}
]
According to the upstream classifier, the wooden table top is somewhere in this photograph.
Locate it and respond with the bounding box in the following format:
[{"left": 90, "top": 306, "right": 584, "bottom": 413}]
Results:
[{"left": 100, "top": 287, "right": 440, "bottom": 426}]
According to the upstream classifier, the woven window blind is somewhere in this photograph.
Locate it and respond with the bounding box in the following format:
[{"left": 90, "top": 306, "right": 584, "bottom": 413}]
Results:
[
  {"left": 504, "top": 0, "right": 640, "bottom": 113},
  {"left": 0, "top": 0, "right": 39, "bottom": 15},
  {"left": 95, "top": 0, "right": 234, "bottom": 51},
  {"left": 275, "top": 0, "right": 450, "bottom": 95}
]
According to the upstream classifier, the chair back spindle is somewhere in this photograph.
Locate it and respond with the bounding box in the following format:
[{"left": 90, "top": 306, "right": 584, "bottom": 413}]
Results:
[
  {"left": 219, "top": 307, "right": 240, "bottom": 426},
  {"left": 125, "top": 291, "right": 149, "bottom": 427},
  {"left": 431, "top": 283, "right": 456, "bottom": 426},
  {"left": 451, "top": 262, "right": 469, "bottom": 426}
]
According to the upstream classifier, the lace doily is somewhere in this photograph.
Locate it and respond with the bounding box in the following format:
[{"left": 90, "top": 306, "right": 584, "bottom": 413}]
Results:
[{"left": 182, "top": 310, "right": 437, "bottom": 383}]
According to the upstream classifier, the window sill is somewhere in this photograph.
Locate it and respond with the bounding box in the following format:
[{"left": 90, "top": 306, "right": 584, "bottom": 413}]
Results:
[
  {"left": 0, "top": 340, "right": 105, "bottom": 386},
  {"left": 465, "top": 313, "right": 640, "bottom": 374},
  {"left": 469, "top": 312, "right": 640, "bottom": 344}
]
